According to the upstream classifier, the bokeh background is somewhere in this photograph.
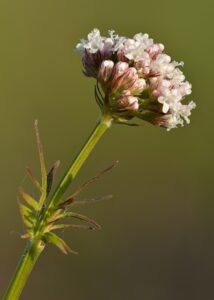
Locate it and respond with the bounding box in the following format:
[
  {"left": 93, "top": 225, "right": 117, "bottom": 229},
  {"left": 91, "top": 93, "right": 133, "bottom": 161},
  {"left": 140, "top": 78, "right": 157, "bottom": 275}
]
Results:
[{"left": 0, "top": 0, "right": 213, "bottom": 299}]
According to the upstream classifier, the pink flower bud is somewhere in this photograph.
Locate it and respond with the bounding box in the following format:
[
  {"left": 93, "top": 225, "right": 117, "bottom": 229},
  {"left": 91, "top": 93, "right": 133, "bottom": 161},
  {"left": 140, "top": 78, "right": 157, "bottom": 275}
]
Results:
[
  {"left": 151, "top": 114, "right": 173, "bottom": 128},
  {"left": 99, "top": 60, "right": 114, "bottom": 82},
  {"left": 111, "top": 67, "right": 138, "bottom": 92},
  {"left": 130, "top": 78, "right": 146, "bottom": 94},
  {"left": 117, "top": 96, "right": 139, "bottom": 111},
  {"left": 113, "top": 62, "right": 129, "bottom": 79}
]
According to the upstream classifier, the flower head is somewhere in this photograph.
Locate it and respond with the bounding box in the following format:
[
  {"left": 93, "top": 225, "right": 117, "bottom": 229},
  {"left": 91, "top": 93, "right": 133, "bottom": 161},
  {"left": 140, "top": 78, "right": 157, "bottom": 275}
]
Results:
[{"left": 76, "top": 29, "right": 196, "bottom": 130}]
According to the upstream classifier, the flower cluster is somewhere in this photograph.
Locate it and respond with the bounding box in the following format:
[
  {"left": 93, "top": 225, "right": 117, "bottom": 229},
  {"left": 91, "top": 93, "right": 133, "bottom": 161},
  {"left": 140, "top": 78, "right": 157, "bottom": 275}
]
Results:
[{"left": 76, "top": 29, "right": 196, "bottom": 130}]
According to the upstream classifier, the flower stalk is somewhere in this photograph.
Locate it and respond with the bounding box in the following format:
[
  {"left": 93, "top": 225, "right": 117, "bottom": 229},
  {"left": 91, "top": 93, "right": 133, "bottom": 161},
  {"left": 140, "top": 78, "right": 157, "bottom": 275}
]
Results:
[
  {"left": 49, "top": 114, "right": 112, "bottom": 209},
  {"left": 3, "top": 115, "right": 112, "bottom": 300}
]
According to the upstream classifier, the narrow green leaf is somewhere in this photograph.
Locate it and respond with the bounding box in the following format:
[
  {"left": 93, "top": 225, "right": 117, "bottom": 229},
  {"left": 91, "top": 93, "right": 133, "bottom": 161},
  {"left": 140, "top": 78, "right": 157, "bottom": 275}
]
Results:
[
  {"left": 58, "top": 197, "right": 75, "bottom": 209},
  {"left": 72, "top": 195, "right": 113, "bottom": 206},
  {"left": 68, "top": 224, "right": 95, "bottom": 230},
  {"left": 48, "top": 223, "right": 94, "bottom": 231},
  {"left": 67, "top": 161, "right": 119, "bottom": 200},
  {"left": 64, "top": 212, "right": 101, "bottom": 230},
  {"left": 19, "top": 189, "right": 39, "bottom": 211},
  {"left": 21, "top": 232, "right": 32, "bottom": 239},
  {"left": 18, "top": 202, "right": 36, "bottom": 228},
  {"left": 59, "top": 194, "right": 112, "bottom": 209},
  {"left": 43, "top": 223, "right": 72, "bottom": 233},
  {"left": 44, "top": 232, "right": 78, "bottom": 255},
  {"left": 34, "top": 120, "right": 47, "bottom": 196},
  {"left": 26, "top": 167, "right": 42, "bottom": 192},
  {"left": 49, "top": 224, "right": 72, "bottom": 231},
  {"left": 46, "top": 209, "right": 65, "bottom": 223},
  {"left": 46, "top": 160, "right": 60, "bottom": 196}
]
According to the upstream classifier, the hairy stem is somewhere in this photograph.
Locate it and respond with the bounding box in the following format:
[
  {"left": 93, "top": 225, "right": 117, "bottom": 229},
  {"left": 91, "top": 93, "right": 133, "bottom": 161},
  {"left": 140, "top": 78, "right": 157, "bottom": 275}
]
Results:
[{"left": 3, "top": 115, "right": 112, "bottom": 299}]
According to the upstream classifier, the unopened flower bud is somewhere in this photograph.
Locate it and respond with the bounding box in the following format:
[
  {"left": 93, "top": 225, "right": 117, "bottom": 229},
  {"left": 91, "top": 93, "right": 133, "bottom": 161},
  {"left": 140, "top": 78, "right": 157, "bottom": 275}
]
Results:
[
  {"left": 99, "top": 60, "right": 114, "bottom": 83},
  {"left": 130, "top": 78, "right": 146, "bottom": 94},
  {"left": 113, "top": 62, "right": 129, "bottom": 79},
  {"left": 117, "top": 95, "right": 139, "bottom": 111},
  {"left": 111, "top": 67, "right": 137, "bottom": 92},
  {"left": 151, "top": 114, "right": 174, "bottom": 128}
]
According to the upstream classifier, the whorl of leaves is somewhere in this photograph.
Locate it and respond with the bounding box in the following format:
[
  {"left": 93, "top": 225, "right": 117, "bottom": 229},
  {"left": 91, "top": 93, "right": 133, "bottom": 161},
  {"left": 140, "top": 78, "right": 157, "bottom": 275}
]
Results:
[{"left": 19, "top": 121, "right": 117, "bottom": 254}]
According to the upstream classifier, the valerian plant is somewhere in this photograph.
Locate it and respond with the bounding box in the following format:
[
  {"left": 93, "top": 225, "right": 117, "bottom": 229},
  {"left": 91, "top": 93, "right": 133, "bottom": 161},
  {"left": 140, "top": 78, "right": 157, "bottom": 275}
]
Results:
[{"left": 3, "top": 29, "right": 196, "bottom": 299}]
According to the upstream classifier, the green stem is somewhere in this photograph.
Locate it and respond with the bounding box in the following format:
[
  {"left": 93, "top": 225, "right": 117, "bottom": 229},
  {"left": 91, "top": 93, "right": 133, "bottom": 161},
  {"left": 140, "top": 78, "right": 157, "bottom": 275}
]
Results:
[
  {"left": 3, "top": 239, "right": 44, "bottom": 300},
  {"left": 3, "top": 115, "right": 112, "bottom": 300},
  {"left": 49, "top": 115, "right": 112, "bottom": 208}
]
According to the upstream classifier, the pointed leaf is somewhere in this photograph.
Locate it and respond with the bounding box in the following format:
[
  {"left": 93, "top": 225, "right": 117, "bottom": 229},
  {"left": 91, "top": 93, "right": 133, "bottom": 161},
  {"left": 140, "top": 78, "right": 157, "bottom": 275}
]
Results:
[
  {"left": 46, "top": 209, "right": 65, "bottom": 223},
  {"left": 18, "top": 202, "right": 36, "bottom": 228},
  {"left": 66, "top": 224, "right": 98, "bottom": 230},
  {"left": 64, "top": 212, "right": 101, "bottom": 230},
  {"left": 43, "top": 223, "right": 72, "bottom": 233},
  {"left": 19, "top": 189, "right": 39, "bottom": 211},
  {"left": 48, "top": 224, "right": 72, "bottom": 231},
  {"left": 59, "top": 194, "right": 113, "bottom": 209},
  {"left": 72, "top": 195, "right": 113, "bottom": 206},
  {"left": 94, "top": 85, "right": 103, "bottom": 108},
  {"left": 68, "top": 161, "right": 119, "bottom": 199},
  {"left": 26, "top": 167, "right": 42, "bottom": 192},
  {"left": 48, "top": 223, "right": 95, "bottom": 231},
  {"left": 46, "top": 160, "right": 60, "bottom": 196},
  {"left": 44, "top": 232, "right": 78, "bottom": 255},
  {"left": 34, "top": 120, "right": 47, "bottom": 194},
  {"left": 67, "top": 224, "right": 96, "bottom": 230},
  {"left": 21, "top": 232, "right": 32, "bottom": 239},
  {"left": 58, "top": 197, "right": 75, "bottom": 209}
]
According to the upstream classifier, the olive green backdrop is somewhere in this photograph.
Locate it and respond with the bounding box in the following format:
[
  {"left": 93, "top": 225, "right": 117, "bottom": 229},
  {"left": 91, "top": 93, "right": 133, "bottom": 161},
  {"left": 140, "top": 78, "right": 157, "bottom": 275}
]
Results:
[{"left": 0, "top": 0, "right": 213, "bottom": 299}]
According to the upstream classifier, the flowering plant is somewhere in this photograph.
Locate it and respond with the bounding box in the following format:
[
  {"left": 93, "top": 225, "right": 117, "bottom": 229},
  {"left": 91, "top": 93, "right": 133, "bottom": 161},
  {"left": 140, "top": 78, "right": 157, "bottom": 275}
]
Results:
[
  {"left": 3, "top": 29, "right": 195, "bottom": 300},
  {"left": 77, "top": 29, "right": 195, "bottom": 130}
]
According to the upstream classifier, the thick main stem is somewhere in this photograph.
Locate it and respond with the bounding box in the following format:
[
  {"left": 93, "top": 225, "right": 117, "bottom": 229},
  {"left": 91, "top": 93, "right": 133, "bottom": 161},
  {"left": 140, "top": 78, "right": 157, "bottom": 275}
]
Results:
[
  {"left": 3, "top": 116, "right": 112, "bottom": 300},
  {"left": 3, "top": 239, "right": 44, "bottom": 300}
]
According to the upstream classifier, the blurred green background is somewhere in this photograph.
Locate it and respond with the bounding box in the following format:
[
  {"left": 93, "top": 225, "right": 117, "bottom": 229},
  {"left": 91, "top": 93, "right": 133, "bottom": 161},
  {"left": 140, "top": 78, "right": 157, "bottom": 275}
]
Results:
[{"left": 0, "top": 0, "right": 213, "bottom": 299}]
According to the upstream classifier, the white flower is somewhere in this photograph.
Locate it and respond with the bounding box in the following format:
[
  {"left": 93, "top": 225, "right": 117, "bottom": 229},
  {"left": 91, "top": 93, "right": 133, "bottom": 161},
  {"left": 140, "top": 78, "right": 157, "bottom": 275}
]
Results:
[
  {"left": 175, "top": 101, "right": 196, "bottom": 124},
  {"left": 150, "top": 54, "right": 172, "bottom": 75},
  {"left": 134, "top": 52, "right": 151, "bottom": 76},
  {"left": 76, "top": 28, "right": 103, "bottom": 54},
  {"left": 147, "top": 43, "right": 164, "bottom": 58},
  {"left": 158, "top": 89, "right": 182, "bottom": 113},
  {"left": 121, "top": 33, "right": 153, "bottom": 61},
  {"left": 76, "top": 29, "right": 126, "bottom": 55},
  {"left": 108, "top": 30, "right": 127, "bottom": 51}
]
